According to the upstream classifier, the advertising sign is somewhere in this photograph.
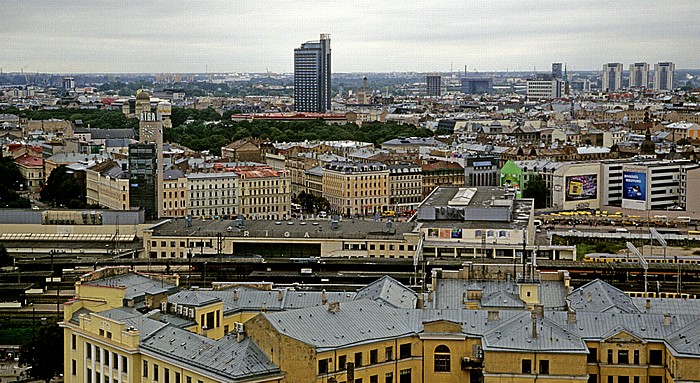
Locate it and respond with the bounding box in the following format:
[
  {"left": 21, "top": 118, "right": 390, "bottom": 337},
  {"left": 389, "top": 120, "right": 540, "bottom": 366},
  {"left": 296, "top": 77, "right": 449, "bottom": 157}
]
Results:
[
  {"left": 565, "top": 175, "right": 597, "bottom": 201},
  {"left": 623, "top": 171, "right": 647, "bottom": 201}
]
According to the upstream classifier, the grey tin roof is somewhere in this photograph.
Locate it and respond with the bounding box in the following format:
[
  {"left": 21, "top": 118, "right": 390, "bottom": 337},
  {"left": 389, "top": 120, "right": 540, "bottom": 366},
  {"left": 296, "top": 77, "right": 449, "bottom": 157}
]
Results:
[
  {"left": 263, "top": 299, "right": 415, "bottom": 351},
  {"left": 354, "top": 275, "right": 418, "bottom": 309}
]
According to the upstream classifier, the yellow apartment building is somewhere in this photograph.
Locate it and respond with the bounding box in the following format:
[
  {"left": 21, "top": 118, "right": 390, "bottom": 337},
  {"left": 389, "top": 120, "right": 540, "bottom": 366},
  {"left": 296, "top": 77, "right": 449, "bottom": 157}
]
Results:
[
  {"left": 86, "top": 160, "right": 130, "bottom": 210},
  {"left": 322, "top": 161, "right": 390, "bottom": 216},
  {"left": 61, "top": 267, "right": 700, "bottom": 383}
]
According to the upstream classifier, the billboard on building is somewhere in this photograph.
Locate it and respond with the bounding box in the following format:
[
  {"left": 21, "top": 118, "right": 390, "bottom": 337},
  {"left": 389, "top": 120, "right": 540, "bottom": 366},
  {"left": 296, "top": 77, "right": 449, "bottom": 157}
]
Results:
[
  {"left": 623, "top": 171, "right": 647, "bottom": 201},
  {"left": 565, "top": 175, "right": 597, "bottom": 201}
]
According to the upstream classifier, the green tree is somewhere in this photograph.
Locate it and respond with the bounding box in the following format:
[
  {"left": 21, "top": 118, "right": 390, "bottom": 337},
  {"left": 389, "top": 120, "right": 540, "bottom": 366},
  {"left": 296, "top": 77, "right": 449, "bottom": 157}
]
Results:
[
  {"left": 19, "top": 319, "right": 63, "bottom": 383},
  {"left": 0, "top": 157, "right": 30, "bottom": 208},
  {"left": 40, "top": 165, "right": 84, "bottom": 207},
  {"left": 522, "top": 175, "right": 549, "bottom": 209}
]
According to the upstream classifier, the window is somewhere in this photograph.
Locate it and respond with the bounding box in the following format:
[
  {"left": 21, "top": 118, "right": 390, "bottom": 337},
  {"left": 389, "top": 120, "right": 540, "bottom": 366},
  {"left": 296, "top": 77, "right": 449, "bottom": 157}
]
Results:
[
  {"left": 143, "top": 361, "right": 148, "bottom": 378},
  {"left": 539, "top": 360, "right": 549, "bottom": 375},
  {"left": 589, "top": 375, "right": 597, "bottom": 383},
  {"left": 122, "top": 356, "right": 128, "bottom": 373},
  {"left": 339, "top": 355, "right": 347, "bottom": 370},
  {"left": 634, "top": 377, "right": 639, "bottom": 383},
  {"left": 164, "top": 368, "right": 170, "bottom": 383},
  {"left": 355, "top": 379, "right": 363, "bottom": 383},
  {"left": 71, "top": 334, "right": 76, "bottom": 350},
  {"left": 385, "top": 346, "right": 393, "bottom": 361},
  {"left": 522, "top": 359, "right": 532, "bottom": 374},
  {"left": 649, "top": 376, "right": 662, "bottom": 383},
  {"left": 399, "top": 368, "right": 411, "bottom": 383},
  {"left": 175, "top": 372, "right": 181, "bottom": 383},
  {"left": 434, "top": 345, "right": 451, "bottom": 372},
  {"left": 608, "top": 349, "right": 613, "bottom": 363},
  {"left": 355, "top": 352, "right": 363, "bottom": 367},
  {"left": 99, "top": 329, "right": 104, "bottom": 336},
  {"left": 608, "top": 377, "right": 613, "bottom": 383},
  {"left": 385, "top": 372, "right": 394, "bottom": 383},
  {"left": 588, "top": 348, "right": 597, "bottom": 363},
  {"left": 370, "top": 375, "right": 378, "bottom": 383},
  {"left": 154, "top": 364, "right": 159, "bottom": 381},
  {"left": 649, "top": 350, "right": 663, "bottom": 365},
  {"left": 619, "top": 377, "right": 629, "bottom": 383},
  {"left": 318, "top": 359, "right": 329, "bottom": 374},
  {"left": 370, "top": 349, "right": 378, "bottom": 364},
  {"left": 399, "top": 343, "right": 411, "bottom": 359},
  {"left": 95, "top": 346, "right": 100, "bottom": 362},
  {"left": 618, "top": 350, "right": 629, "bottom": 364},
  {"left": 186, "top": 377, "right": 192, "bottom": 383},
  {"left": 87, "top": 368, "right": 92, "bottom": 383},
  {"left": 71, "top": 359, "right": 76, "bottom": 375},
  {"left": 113, "top": 353, "right": 118, "bottom": 369},
  {"left": 633, "top": 350, "right": 639, "bottom": 364}
]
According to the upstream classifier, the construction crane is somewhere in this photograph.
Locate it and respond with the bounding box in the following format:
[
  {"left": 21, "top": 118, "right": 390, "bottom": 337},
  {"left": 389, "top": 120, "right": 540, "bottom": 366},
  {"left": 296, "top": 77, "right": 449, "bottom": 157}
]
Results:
[{"left": 626, "top": 241, "right": 648, "bottom": 294}]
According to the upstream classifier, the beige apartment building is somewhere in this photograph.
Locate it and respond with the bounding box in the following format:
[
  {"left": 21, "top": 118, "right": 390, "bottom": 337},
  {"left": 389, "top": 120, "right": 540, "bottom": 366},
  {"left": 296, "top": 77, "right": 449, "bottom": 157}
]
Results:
[
  {"left": 323, "top": 161, "right": 390, "bottom": 216},
  {"left": 234, "top": 165, "right": 291, "bottom": 219},
  {"left": 86, "top": 161, "right": 130, "bottom": 210},
  {"left": 162, "top": 169, "right": 188, "bottom": 218}
]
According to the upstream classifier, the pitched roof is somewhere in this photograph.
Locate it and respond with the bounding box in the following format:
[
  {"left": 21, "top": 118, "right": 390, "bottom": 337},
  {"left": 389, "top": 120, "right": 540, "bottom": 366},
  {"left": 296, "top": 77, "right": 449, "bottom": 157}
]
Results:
[
  {"left": 140, "top": 322, "right": 282, "bottom": 381},
  {"left": 482, "top": 312, "right": 587, "bottom": 353},
  {"left": 263, "top": 300, "right": 415, "bottom": 351},
  {"left": 567, "top": 279, "right": 640, "bottom": 314},
  {"left": 354, "top": 275, "right": 417, "bottom": 308}
]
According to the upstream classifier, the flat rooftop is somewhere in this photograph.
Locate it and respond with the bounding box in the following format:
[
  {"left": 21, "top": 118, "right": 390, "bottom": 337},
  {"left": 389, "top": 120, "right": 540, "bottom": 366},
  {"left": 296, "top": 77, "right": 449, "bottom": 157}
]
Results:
[
  {"left": 423, "top": 187, "right": 514, "bottom": 209},
  {"left": 151, "top": 218, "right": 419, "bottom": 240}
]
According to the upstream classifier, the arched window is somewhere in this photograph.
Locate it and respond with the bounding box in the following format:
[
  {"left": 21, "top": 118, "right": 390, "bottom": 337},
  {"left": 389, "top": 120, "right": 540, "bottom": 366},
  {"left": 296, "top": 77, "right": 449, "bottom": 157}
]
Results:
[{"left": 434, "top": 345, "right": 451, "bottom": 372}]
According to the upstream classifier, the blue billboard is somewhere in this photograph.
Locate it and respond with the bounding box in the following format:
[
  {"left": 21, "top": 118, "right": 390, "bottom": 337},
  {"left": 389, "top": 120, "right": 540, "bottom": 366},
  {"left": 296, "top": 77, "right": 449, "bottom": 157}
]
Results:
[{"left": 623, "top": 171, "right": 647, "bottom": 201}]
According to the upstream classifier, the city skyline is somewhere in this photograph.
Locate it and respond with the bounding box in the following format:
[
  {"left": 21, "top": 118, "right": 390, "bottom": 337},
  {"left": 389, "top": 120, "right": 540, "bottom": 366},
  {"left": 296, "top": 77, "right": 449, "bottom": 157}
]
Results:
[{"left": 1, "top": 0, "right": 699, "bottom": 74}]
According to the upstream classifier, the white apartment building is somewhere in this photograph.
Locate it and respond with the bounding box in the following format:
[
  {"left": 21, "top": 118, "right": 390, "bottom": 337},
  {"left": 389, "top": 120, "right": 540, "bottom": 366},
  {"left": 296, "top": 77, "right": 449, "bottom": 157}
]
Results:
[{"left": 186, "top": 172, "right": 238, "bottom": 218}]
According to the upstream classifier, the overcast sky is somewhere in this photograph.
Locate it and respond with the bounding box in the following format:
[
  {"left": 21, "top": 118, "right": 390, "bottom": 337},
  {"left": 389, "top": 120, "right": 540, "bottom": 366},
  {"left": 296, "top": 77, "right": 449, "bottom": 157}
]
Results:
[{"left": 2, "top": 0, "right": 699, "bottom": 74}]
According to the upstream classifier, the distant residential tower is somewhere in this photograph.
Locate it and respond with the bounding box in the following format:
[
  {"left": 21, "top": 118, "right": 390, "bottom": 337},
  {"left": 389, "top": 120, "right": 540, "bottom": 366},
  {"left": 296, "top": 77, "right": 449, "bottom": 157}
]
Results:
[
  {"left": 654, "top": 62, "right": 675, "bottom": 91},
  {"left": 294, "top": 34, "right": 331, "bottom": 112},
  {"left": 426, "top": 74, "right": 442, "bottom": 96},
  {"left": 551, "top": 62, "right": 563, "bottom": 79},
  {"left": 602, "top": 62, "right": 623, "bottom": 91},
  {"left": 628, "top": 62, "right": 649, "bottom": 88}
]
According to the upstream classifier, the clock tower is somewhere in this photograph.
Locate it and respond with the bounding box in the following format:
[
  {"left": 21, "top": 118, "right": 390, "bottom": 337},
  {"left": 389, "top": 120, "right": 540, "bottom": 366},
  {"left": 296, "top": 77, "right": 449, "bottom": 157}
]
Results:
[{"left": 128, "top": 112, "right": 164, "bottom": 219}]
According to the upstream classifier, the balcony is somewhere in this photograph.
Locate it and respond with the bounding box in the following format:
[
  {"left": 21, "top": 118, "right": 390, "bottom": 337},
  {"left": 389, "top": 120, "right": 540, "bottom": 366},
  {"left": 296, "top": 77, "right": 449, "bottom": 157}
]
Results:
[{"left": 461, "top": 357, "right": 483, "bottom": 370}]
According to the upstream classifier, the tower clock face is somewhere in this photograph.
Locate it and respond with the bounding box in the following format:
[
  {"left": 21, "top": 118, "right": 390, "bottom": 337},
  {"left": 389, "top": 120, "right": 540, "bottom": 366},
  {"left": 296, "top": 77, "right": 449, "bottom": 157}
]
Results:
[{"left": 142, "top": 127, "right": 155, "bottom": 139}]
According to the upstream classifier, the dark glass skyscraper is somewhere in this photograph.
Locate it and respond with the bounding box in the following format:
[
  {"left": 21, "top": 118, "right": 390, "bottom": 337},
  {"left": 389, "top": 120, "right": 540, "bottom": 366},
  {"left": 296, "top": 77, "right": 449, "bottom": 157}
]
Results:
[{"left": 294, "top": 34, "right": 331, "bottom": 113}]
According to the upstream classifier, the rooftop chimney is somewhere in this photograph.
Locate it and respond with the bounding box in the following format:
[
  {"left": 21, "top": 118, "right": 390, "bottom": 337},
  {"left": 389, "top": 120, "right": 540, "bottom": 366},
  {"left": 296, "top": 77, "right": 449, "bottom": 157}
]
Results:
[
  {"left": 566, "top": 309, "right": 577, "bottom": 324},
  {"left": 531, "top": 313, "right": 538, "bottom": 338},
  {"left": 233, "top": 289, "right": 238, "bottom": 301},
  {"left": 663, "top": 313, "right": 672, "bottom": 326},
  {"left": 416, "top": 295, "right": 424, "bottom": 309},
  {"left": 321, "top": 289, "right": 327, "bottom": 305},
  {"left": 646, "top": 299, "right": 651, "bottom": 310},
  {"left": 278, "top": 290, "right": 283, "bottom": 301}
]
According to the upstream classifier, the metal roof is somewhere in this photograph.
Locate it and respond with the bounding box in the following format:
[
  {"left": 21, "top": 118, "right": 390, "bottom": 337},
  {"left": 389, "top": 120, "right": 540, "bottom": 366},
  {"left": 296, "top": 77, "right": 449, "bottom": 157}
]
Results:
[
  {"left": 567, "top": 279, "right": 640, "bottom": 314},
  {"left": 141, "top": 324, "right": 281, "bottom": 381},
  {"left": 263, "top": 299, "right": 415, "bottom": 351},
  {"left": 482, "top": 312, "right": 587, "bottom": 353},
  {"left": 354, "top": 275, "right": 417, "bottom": 309}
]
